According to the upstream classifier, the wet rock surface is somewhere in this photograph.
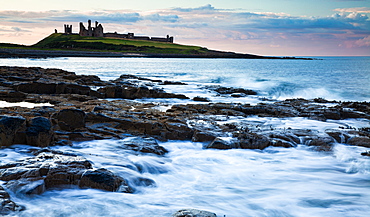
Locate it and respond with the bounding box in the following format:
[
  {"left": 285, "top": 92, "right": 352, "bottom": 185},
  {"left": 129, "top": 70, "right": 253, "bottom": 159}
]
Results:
[
  {"left": 0, "top": 150, "right": 133, "bottom": 194},
  {"left": 0, "top": 185, "right": 25, "bottom": 215},
  {"left": 172, "top": 209, "right": 217, "bottom": 217}
]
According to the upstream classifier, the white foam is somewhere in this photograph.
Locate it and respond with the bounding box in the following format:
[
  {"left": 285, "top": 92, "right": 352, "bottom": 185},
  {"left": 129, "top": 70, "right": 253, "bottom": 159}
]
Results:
[{"left": 0, "top": 101, "right": 53, "bottom": 108}]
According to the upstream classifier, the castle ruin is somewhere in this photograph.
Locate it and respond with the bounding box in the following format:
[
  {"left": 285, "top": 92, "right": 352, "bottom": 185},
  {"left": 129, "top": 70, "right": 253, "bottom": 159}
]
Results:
[
  {"left": 63, "top": 20, "right": 173, "bottom": 43},
  {"left": 64, "top": 24, "right": 72, "bottom": 34},
  {"left": 79, "top": 20, "right": 103, "bottom": 37}
]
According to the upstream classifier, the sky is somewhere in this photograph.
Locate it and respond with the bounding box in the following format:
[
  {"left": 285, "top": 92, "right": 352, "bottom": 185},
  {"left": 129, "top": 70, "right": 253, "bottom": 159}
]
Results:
[{"left": 0, "top": 0, "right": 369, "bottom": 56}]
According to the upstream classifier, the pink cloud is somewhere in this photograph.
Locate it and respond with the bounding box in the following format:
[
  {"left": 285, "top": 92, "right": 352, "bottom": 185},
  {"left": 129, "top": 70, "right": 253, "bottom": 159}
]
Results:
[
  {"left": 355, "top": 35, "right": 370, "bottom": 46},
  {"left": 334, "top": 7, "right": 370, "bottom": 13}
]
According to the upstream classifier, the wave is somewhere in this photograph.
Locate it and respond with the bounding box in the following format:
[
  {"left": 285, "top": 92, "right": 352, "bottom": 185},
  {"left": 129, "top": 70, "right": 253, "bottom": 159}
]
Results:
[{"left": 267, "top": 82, "right": 341, "bottom": 100}]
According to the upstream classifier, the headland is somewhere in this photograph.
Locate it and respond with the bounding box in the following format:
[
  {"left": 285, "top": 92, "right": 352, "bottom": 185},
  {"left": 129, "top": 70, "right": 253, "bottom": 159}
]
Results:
[{"left": 0, "top": 20, "right": 311, "bottom": 59}]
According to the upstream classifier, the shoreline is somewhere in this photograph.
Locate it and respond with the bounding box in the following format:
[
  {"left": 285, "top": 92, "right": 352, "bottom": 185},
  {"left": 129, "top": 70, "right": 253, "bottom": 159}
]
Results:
[
  {"left": 0, "top": 47, "right": 312, "bottom": 59},
  {"left": 0, "top": 66, "right": 368, "bottom": 215}
]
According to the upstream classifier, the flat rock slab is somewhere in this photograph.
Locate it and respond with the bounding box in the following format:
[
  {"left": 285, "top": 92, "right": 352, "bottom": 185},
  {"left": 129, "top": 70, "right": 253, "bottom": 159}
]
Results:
[{"left": 0, "top": 150, "right": 133, "bottom": 195}]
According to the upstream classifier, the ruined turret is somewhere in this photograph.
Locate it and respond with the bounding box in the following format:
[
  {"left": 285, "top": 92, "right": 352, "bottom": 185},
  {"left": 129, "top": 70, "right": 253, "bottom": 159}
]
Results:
[
  {"left": 79, "top": 22, "right": 88, "bottom": 36},
  {"left": 87, "top": 20, "right": 93, "bottom": 37},
  {"left": 64, "top": 24, "right": 72, "bottom": 34}
]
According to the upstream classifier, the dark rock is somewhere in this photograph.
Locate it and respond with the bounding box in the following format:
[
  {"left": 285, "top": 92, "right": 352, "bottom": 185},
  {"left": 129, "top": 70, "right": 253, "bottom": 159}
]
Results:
[
  {"left": 79, "top": 168, "right": 132, "bottom": 193},
  {"left": 193, "top": 96, "right": 211, "bottom": 102},
  {"left": 0, "top": 88, "right": 27, "bottom": 102},
  {"left": 238, "top": 133, "right": 272, "bottom": 150},
  {"left": 118, "top": 137, "right": 168, "bottom": 155},
  {"left": 159, "top": 80, "right": 187, "bottom": 85},
  {"left": 26, "top": 117, "right": 54, "bottom": 147},
  {"left": 98, "top": 85, "right": 189, "bottom": 100},
  {"left": 348, "top": 136, "right": 370, "bottom": 148},
  {"left": 15, "top": 82, "right": 58, "bottom": 94},
  {"left": 206, "top": 138, "right": 235, "bottom": 150},
  {"left": 164, "top": 122, "right": 194, "bottom": 140},
  {"left": 267, "top": 132, "right": 300, "bottom": 145},
  {"left": 0, "top": 115, "right": 26, "bottom": 146},
  {"left": 0, "top": 185, "right": 25, "bottom": 215},
  {"left": 307, "top": 136, "right": 336, "bottom": 151},
  {"left": 0, "top": 151, "right": 133, "bottom": 194},
  {"left": 208, "top": 85, "right": 257, "bottom": 95},
  {"left": 55, "top": 109, "right": 86, "bottom": 131},
  {"left": 270, "top": 139, "right": 295, "bottom": 148},
  {"left": 192, "top": 131, "right": 217, "bottom": 142},
  {"left": 361, "top": 151, "right": 370, "bottom": 157},
  {"left": 172, "top": 209, "right": 217, "bottom": 217},
  {"left": 326, "top": 130, "right": 350, "bottom": 143}
]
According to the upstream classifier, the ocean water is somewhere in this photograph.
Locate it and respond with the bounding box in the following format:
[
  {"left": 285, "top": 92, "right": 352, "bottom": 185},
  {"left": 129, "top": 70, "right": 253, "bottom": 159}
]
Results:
[
  {"left": 0, "top": 57, "right": 369, "bottom": 217},
  {"left": 1, "top": 57, "right": 369, "bottom": 102}
]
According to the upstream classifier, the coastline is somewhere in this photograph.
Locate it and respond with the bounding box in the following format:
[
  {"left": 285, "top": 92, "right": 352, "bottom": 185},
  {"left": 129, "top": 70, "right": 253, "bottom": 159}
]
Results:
[
  {"left": 0, "top": 66, "right": 368, "bottom": 215},
  {"left": 0, "top": 47, "right": 312, "bottom": 59}
]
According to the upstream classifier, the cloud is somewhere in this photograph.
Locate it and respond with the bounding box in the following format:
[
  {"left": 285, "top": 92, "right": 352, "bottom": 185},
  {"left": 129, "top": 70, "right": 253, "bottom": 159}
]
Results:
[
  {"left": 0, "top": 10, "right": 179, "bottom": 24},
  {"left": 143, "top": 14, "right": 179, "bottom": 22},
  {"left": 355, "top": 35, "right": 370, "bottom": 46},
  {"left": 334, "top": 7, "right": 370, "bottom": 13},
  {"left": 0, "top": 4, "right": 369, "bottom": 55},
  {"left": 0, "top": 26, "right": 30, "bottom": 32},
  {"left": 173, "top": 4, "right": 216, "bottom": 12}
]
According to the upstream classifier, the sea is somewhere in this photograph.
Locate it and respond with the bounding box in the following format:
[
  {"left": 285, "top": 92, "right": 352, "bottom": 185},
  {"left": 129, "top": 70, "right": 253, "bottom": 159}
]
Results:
[{"left": 0, "top": 56, "right": 369, "bottom": 217}]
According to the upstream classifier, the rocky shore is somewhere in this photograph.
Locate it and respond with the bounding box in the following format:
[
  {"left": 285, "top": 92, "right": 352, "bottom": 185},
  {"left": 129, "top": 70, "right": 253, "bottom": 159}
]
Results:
[{"left": 0, "top": 66, "right": 369, "bottom": 215}]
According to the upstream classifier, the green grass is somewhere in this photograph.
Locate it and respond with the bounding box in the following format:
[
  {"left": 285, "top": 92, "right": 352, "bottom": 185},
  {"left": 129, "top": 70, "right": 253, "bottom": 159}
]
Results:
[
  {"left": 0, "top": 43, "right": 28, "bottom": 49},
  {"left": 30, "top": 33, "right": 210, "bottom": 55}
]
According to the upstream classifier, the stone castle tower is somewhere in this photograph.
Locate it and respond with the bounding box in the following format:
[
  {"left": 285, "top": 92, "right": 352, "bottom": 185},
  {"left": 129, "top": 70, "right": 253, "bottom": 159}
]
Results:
[
  {"left": 79, "top": 20, "right": 103, "bottom": 37},
  {"left": 64, "top": 24, "right": 72, "bottom": 34}
]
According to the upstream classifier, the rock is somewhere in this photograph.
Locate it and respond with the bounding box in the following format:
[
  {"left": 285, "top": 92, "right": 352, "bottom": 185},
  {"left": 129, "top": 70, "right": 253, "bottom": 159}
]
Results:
[
  {"left": 0, "top": 88, "right": 27, "bottom": 102},
  {"left": 208, "top": 85, "right": 257, "bottom": 95},
  {"left": 164, "top": 122, "right": 194, "bottom": 140},
  {"left": 193, "top": 96, "right": 211, "bottom": 102},
  {"left": 361, "top": 151, "right": 370, "bottom": 157},
  {"left": 307, "top": 136, "right": 336, "bottom": 151},
  {"left": 267, "top": 132, "right": 300, "bottom": 145},
  {"left": 326, "top": 130, "right": 350, "bottom": 143},
  {"left": 348, "top": 136, "right": 370, "bottom": 148},
  {"left": 0, "top": 185, "right": 25, "bottom": 215},
  {"left": 159, "top": 80, "right": 187, "bottom": 85},
  {"left": 192, "top": 131, "right": 217, "bottom": 142},
  {"left": 237, "top": 132, "right": 272, "bottom": 150},
  {"left": 98, "top": 85, "right": 189, "bottom": 100},
  {"left": 118, "top": 137, "right": 168, "bottom": 155},
  {"left": 26, "top": 117, "right": 54, "bottom": 147},
  {"left": 172, "top": 209, "right": 217, "bottom": 217},
  {"left": 79, "top": 168, "right": 131, "bottom": 192},
  {"left": 15, "top": 82, "right": 58, "bottom": 94},
  {"left": 206, "top": 138, "right": 235, "bottom": 150},
  {"left": 0, "top": 115, "right": 26, "bottom": 146},
  {"left": 0, "top": 151, "right": 133, "bottom": 194},
  {"left": 55, "top": 109, "right": 86, "bottom": 131}
]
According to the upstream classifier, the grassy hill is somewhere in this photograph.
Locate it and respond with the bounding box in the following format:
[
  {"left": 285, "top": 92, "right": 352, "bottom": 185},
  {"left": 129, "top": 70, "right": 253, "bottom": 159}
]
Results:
[
  {"left": 32, "top": 33, "right": 210, "bottom": 55},
  {"left": 1, "top": 33, "right": 299, "bottom": 59}
]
